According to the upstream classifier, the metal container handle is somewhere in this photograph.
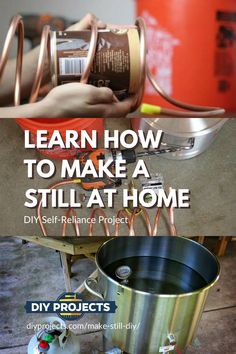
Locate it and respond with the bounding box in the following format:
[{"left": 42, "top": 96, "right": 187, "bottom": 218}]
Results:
[
  {"left": 159, "top": 137, "right": 195, "bottom": 153},
  {"left": 85, "top": 276, "right": 104, "bottom": 300}
]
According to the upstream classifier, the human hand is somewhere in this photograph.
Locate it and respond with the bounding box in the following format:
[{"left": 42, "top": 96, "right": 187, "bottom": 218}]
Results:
[
  {"left": 45, "top": 15, "right": 133, "bottom": 117},
  {"left": 66, "top": 13, "right": 106, "bottom": 31},
  {"left": 42, "top": 83, "right": 133, "bottom": 117}
]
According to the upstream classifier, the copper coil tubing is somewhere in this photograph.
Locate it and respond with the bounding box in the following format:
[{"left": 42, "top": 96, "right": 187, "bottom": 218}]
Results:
[
  {"left": 37, "top": 180, "right": 177, "bottom": 237},
  {"left": 0, "top": 14, "right": 225, "bottom": 116}
]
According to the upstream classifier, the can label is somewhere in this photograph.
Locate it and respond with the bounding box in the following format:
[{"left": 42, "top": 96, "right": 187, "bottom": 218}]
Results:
[
  {"left": 51, "top": 28, "right": 140, "bottom": 99},
  {"left": 215, "top": 10, "right": 236, "bottom": 93}
]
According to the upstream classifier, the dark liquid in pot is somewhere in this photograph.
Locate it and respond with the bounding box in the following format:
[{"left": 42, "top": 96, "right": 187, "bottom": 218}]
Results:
[{"left": 104, "top": 257, "right": 207, "bottom": 294}]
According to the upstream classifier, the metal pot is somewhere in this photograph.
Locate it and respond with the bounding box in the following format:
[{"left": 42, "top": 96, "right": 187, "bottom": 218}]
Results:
[
  {"left": 131, "top": 117, "right": 228, "bottom": 159},
  {"left": 85, "top": 237, "right": 220, "bottom": 354}
]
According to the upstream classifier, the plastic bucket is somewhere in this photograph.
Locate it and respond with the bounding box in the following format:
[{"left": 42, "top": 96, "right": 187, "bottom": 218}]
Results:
[
  {"left": 137, "top": 0, "right": 236, "bottom": 111},
  {"left": 16, "top": 118, "right": 104, "bottom": 159}
]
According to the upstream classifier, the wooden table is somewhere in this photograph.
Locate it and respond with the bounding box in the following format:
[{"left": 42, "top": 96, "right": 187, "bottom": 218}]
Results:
[
  {"left": 195, "top": 236, "right": 232, "bottom": 256},
  {"left": 17, "top": 236, "right": 108, "bottom": 292}
]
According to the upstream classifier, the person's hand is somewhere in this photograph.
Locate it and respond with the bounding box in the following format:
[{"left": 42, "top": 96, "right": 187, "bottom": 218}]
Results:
[
  {"left": 66, "top": 13, "right": 106, "bottom": 31},
  {"left": 45, "top": 14, "right": 133, "bottom": 117},
  {"left": 41, "top": 83, "right": 133, "bottom": 117}
]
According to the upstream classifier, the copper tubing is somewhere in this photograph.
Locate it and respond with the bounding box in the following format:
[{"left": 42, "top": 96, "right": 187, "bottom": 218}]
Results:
[
  {"left": 152, "top": 208, "right": 161, "bottom": 237},
  {"left": 0, "top": 15, "right": 24, "bottom": 106},
  {"left": 0, "top": 15, "right": 50, "bottom": 105},
  {"left": 88, "top": 208, "right": 111, "bottom": 237},
  {"left": 29, "top": 25, "right": 51, "bottom": 103},
  {"left": 39, "top": 205, "right": 177, "bottom": 237},
  {"left": 62, "top": 207, "right": 80, "bottom": 237},
  {"left": 167, "top": 207, "right": 177, "bottom": 237},
  {"left": 114, "top": 209, "right": 132, "bottom": 236},
  {"left": 0, "top": 15, "right": 225, "bottom": 116},
  {"left": 37, "top": 180, "right": 77, "bottom": 236},
  {"left": 131, "top": 17, "right": 147, "bottom": 111},
  {"left": 80, "top": 19, "right": 98, "bottom": 84},
  {"left": 37, "top": 180, "right": 177, "bottom": 236},
  {"left": 148, "top": 69, "right": 225, "bottom": 117},
  {"left": 167, "top": 188, "right": 177, "bottom": 236},
  {"left": 127, "top": 206, "right": 176, "bottom": 237},
  {"left": 129, "top": 207, "right": 152, "bottom": 236}
]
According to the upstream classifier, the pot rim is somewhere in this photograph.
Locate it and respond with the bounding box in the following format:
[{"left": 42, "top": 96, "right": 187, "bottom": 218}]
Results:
[
  {"left": 137, "top": 117, "right": 229, "bottom": 138},
  {"left": 95, "top": 236, "right": 221, "bottom": 298}
]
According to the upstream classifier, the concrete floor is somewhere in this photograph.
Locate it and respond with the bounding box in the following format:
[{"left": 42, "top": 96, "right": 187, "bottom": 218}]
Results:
[
  {"left": 0, "top": 118, "right": 235, "bottom": 236},
  {"left": 0, "top": 237, "right": 235, "bottom": 354}
]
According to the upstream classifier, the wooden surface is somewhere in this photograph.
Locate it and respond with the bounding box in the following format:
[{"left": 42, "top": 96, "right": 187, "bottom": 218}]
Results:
[
  {"left": 16, "top": 236, "right": 107, "bottom": 255},
  {"left": 17, "top": 236, "right": 233, "bottom": 256},
  {"left": 215, "top": 237, "right": 232, "bottom": 257},
  {"left": 16, "top": 236, "right": 109, "bottom": 292},
  {"left": 16, "top": 236, "right": 108, "bottom": 293}
]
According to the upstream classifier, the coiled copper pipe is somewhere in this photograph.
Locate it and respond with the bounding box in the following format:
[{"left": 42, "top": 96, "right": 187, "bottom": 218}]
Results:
[
  {"left": 0, "top": 15, "right": 225, "bottom": 116},
  {"left": 0, "top": 15, "right": 50, "bottom": 105},
  {"left": 36, "top": 180, "right": 177, "bottom": 237},
  {"left": 62, "top": 207, "right": 80, "bottom": 237},
  {"left": 88, "top": 208, "right": 111, "bottom": 237},
  {"left": 37, "top": 180, "right": 76, "bottom": 236},
  {"left": 0, "top": 15, "right": 24, "bottom": 106}
]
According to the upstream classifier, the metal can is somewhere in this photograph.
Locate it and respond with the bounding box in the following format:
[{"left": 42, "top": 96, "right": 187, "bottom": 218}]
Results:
[{"left": 50, "top": 28, "right": 141, "bottom": 100}]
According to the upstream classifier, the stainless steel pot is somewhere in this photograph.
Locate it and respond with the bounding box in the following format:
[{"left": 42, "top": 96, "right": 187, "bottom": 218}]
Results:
[
  {"left": 85, "top": 237, "right": 220, "bottom": 354},
  {"left": 131, "top": 118, "right": 228, "bottom": 159}
]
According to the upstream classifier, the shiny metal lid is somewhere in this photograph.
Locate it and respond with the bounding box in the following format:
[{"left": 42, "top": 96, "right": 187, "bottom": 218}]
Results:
[{"left": 142, "top": 118, "right": 228, "bottom": 137}]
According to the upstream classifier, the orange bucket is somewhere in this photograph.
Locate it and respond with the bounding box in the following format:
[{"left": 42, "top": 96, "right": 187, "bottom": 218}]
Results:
[
  {"left": 137, "top": 0, "right": 236, "bottom": 111},
  {"left": 16, "top": 118, "right": 104, "bottom": 159}
]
